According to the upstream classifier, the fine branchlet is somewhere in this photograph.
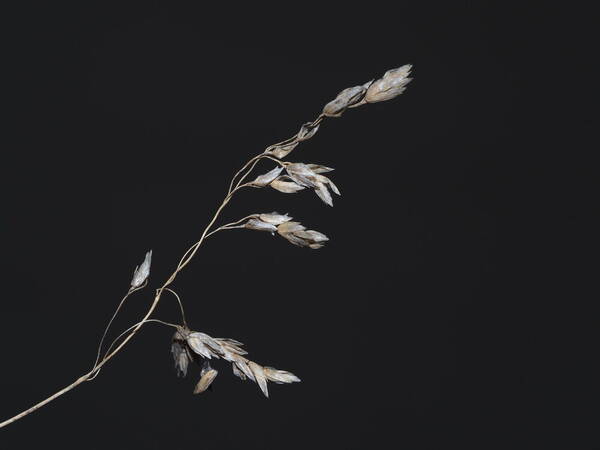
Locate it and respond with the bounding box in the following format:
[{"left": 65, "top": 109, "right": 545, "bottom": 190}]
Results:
[{"left": 0, "top": 64, "right": 412, "bottom": 428}]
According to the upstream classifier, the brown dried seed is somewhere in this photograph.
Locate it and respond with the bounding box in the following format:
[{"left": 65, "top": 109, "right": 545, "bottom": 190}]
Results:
[{"left": 131, "top": 250, "right": 152, "bottom": 288}]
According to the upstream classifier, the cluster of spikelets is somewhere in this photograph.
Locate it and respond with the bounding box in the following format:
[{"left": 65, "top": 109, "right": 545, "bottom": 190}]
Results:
[
  {"left": 172, "top": 65, "right": 411, "bottom": 396},
  {"left": 155, "top": 65, "right": 412, "bottom": 397},
  {"left": 171, "top": 327, "right": 300, "bottom": 397},
  {"left": 0, "top": 65, "right": 414, "bottom": 431},
  {"left": 234, "top": 65, "right": 414, "bottom": 245},
  {"left": 169, "top": 65, "right": 411, "bottom": 396}
]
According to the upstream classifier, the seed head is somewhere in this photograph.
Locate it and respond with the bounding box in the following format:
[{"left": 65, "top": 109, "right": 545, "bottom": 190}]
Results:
[
  {"left": 284, "top": 163, "right": 340, "bottom": 207},
  {"left": 176, "top": 327, "right": 300, "bottom": 397},
  {"left": 131, "top": 250, "right": 152, "bottom": 288},
  {"left": 323, "top": 84, "right": 368, "bottom": 117},
  {"left": 277, "top": 221, "right": 329, "bottom": 249},
  {"left": 365, "top": 65, "right": 412, "bottom": 103},
  {"left": 193, "top": 361, "right": 218, "bottom": 394}
]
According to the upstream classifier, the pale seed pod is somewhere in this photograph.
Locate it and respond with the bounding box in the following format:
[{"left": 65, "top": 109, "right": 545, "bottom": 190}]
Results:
[
  {"left": 215, "top": 338, "right": 247, "bottom": 356},
  {"left": 193, "top": 361, "right": 218, "bottom": 394},
  {"left": 259, "top": 212, "right": 292, "bottom": 225},
  {"left": 365, "top": 64, "right": 412, "bottom": 103},
  {"left": 232, "top": 363, "right": 247, "bottom": 380},
  {"left": 232, "top": 356, "right": 255, "bottom": 382},
  {"left": 285, "top": 162, "right": 318, "bottom": 188},
  {"left": 306, "top": 164, "right": 334, "bottom": 174},
  {"left": 266, "top": 142, "right": 298, "bottom": 159},
  {"left": 171, "top": 340, "right": 191, "bottom": 378},
  {"left": 250, "top": 166, "right": 283, "bottom": 187},
  {"left": 248, "top": 361, "right": 269, "bottom": 398},
  {"left": 270, "top": 177, "right": 306, "bottom": 193},
  {"left": 315, "top": 182, "right": 333, "bottom": 207},
  {"left": 276, "top": 221, "right": 329, "bottom": 249},
  {"left": 131, "top": 250, "right": 152, "bottom": 288},
  {"left": 347, "top": 80, "right": 374, "bottom": 109},
  {"left": 295, "top": 229, "right": 328, "bottom": 243},
  {"left": 263, "top": 367, "right": 301, "bottom": 384},
  {"left": 276, "top": 221, "right": 306, "bottom": 235},
  {"left": 322, "top": 85, "right": 368, "bottom": 117},
  {"left": 187, "top": 332, "right": 222, "bottom": 359},
  {"left": 244, "top": 218, "right": 277, "bottom": 233}
]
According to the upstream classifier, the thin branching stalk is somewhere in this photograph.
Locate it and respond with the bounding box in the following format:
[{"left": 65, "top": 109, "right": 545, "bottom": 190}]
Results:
[{"left": 0, "top": 64, "right": 412, "bottom": 429}]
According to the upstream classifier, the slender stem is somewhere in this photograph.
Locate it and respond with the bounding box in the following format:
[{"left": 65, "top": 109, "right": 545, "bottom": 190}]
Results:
[
  {"left": 229, "top": 154, "right": 263, "bottom": 194},
  {"left": 91, "top": 283, "right": 145, "bottom": 370},
  {"left": 0, "top": 376, "right": 90, "bottom": 429},
  {"left": 87, "top": 318, "right": 179, "bottom": 381},
  {"left": 0, "top": 315, "right": 180, "bottom": 428},
  {"left": 0, "top": 158, "right": 253, "bottom": 429},
  {"left": 163, "top": 288, "right": 187, "bottom": 327},
  {"left": 233, "top": 155, "right": 286, "bottom": 192}
]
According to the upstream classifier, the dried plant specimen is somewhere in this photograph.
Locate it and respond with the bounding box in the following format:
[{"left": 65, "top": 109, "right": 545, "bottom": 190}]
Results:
[{"left": 0, "top": 64, "right": 412, "bottom": 428}]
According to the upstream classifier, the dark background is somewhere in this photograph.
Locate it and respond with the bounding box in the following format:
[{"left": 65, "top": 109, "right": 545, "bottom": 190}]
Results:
[{"left": 1, "top": 2, "right": 595, "bottom": 449}]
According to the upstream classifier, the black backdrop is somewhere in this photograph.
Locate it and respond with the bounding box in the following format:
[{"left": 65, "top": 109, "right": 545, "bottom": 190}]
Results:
[{"left": 1, "top": 2, "right": 595, "bottom": 449}]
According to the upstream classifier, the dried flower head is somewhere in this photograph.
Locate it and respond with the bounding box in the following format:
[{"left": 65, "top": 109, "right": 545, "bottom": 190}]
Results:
[
  {"left": 276, "top": 221, "right": 329, "bottom": 249},
  {"left": 266, "top": 142, "right": 298, "bottom": 159},
  {"left": 131, "top": 250, "right": 152, "bottom": 288},
  {"left": 241, "top": 213, "right": 292, "bottom": 234},
  {"left": 284, "top": 162, "right": 340, "bottom": 207},
  {"left": 172, "top": 326, "right": 300, "bottom": 398},
  {"left": 323, "top": 84, "right": 368, "bottom": 117},
  {"left": 365, "top": 65, "right": 412, "bottom": 103}
]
